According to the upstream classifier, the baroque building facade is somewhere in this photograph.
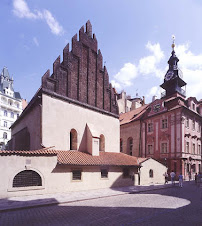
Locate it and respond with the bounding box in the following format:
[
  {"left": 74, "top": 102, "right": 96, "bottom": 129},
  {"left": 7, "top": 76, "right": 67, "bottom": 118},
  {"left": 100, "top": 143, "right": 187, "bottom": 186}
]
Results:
[
  {"left": 0, "top": 67, "right": 23, "bottom": 149},
  {"left": 120, "top": 43, "right": 202, "bottom": 179}
]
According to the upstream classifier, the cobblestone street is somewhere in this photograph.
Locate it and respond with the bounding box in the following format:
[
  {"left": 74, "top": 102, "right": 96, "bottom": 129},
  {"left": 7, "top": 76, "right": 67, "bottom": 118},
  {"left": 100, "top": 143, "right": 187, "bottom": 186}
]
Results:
[{"left": 0, "top": 182, "right": 201, "bottom": 226}]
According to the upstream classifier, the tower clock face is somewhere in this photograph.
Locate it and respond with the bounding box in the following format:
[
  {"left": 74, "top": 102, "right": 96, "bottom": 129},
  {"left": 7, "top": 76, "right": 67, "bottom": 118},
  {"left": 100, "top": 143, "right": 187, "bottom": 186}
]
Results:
[{"left": 165, "top": 71, "right": 174, "bottom": 81}]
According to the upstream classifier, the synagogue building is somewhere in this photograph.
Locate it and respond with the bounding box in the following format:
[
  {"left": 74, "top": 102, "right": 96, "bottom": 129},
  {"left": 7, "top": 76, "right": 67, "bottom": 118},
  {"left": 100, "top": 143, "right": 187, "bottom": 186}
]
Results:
[{"left": 0, "top": 21, "right": 168, "bottom": 198}]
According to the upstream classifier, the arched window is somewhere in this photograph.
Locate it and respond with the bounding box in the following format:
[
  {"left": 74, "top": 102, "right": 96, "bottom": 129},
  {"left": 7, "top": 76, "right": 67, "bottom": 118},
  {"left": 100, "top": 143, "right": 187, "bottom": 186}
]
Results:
[
  {"left": 149, "top": 169, "right": 154, "bottom": 178},
  {"left": 13, "top": 170, "right": 42, "bottom": 187},
  {"left": 120, "top": 139, "right": 123, "bottom": 152},
  {"left": 4, "top": 110, "right": 7, "bottom": 116},
  {"left": 70, "top": 129, "right": 77, "bottom": 150},
  {"left": 127, "top": 137, "right": 133, "bottom": 156},
  {"left": 3, "top": 132, "right": 7, "bottom": 139},
  {"left": 100, "top": 134, "right": 105, "bottom": 152}
]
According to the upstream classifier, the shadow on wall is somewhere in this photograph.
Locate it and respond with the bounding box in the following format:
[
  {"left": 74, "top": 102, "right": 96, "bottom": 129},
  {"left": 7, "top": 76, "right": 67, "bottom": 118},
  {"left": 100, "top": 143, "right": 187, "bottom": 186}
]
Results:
[{"left": 110, "top": 174, "right": 135, "bottom": 188}]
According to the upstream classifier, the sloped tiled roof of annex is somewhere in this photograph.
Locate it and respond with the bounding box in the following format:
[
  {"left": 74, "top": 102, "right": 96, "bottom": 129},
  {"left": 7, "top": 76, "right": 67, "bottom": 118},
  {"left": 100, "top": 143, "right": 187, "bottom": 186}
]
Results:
[
  {"left": 0, "top": 150, "right": 139, "bottom": 166},
  {"left": 137, "top": 158, "right": 148, "bottom": 164},
  {"left": 119, "top": 104, "right": 149, "bottom": 125}
]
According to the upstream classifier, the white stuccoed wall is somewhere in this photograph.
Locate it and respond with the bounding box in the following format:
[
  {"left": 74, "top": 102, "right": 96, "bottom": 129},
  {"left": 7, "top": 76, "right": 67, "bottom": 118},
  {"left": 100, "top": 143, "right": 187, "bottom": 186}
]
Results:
[
  {"left": 42, "top": 94, "right": 120, "bottom": 153},
  {"left": 139, "top": 158, "right": 167, "bottom": 185},
  {"left": 0, "top": 155, "right": 137, "bottom": 198}
]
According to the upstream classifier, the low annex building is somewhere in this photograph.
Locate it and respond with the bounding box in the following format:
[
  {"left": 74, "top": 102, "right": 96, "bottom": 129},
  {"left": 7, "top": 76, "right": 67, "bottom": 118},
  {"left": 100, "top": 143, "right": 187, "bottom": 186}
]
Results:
[
  {"left": 0, "top": 150, "right": 140, "bottom": 198},
  {"left": 138, "top": 158, "right": 167, "bottom": 185},
  {"left": 0, "top": 21, "right": 142, "bottom": 198}
]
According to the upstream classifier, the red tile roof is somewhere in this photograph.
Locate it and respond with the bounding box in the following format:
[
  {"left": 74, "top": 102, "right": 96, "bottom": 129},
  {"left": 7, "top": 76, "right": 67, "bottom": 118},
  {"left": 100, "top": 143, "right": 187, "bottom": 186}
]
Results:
[
  {"left": 137, "top": 158, "right": 148, "bottom": 164},
  {"left": 119, "top": 105, "right": 148, "bottom": 125},
  {"left": 0, "top": 150, "right": 139, "bottom": 167}
]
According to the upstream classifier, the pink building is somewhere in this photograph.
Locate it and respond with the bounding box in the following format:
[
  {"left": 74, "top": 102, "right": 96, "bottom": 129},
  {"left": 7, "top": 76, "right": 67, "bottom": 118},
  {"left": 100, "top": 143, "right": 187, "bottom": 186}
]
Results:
[{"left": 120, "top": 43, "right": 202, "bottom": 180}]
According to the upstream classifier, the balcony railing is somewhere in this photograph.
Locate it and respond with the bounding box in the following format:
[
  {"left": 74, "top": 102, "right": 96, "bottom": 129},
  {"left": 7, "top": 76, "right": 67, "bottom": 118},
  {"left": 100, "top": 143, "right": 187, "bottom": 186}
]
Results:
[{"left": 161, "top": 87, "right": 186, "bottom": 98}]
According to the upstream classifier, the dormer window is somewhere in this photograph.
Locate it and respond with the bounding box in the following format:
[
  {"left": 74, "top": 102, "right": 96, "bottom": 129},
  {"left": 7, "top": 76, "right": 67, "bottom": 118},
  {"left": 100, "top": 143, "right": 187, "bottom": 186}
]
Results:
[{"left": 192, "top": 103, "right": 195, "bottom": 111}]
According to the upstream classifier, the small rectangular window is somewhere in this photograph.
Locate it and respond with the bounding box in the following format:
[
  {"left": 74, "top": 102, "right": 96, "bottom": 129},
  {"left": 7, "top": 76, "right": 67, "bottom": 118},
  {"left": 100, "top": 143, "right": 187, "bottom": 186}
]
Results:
[
  {"left": 101, "top": 169, "right": 108, "bottom": 178},
  {"left": 192, "top": 120, "right": 195, "bottom": 130},
  {"left": 185, "top": 117, "right": 189, "bottom": 128},
  {"left": 148, "top": 144, "right": 153, "bottom": 154},
  {"left": 192, "top": 144, "right": 195, "bottom": 154},
  {"left": 148, "top": 123, "right": 153, "bottom": 132},
  {"left": 186, "top": 142, "right": 189, "bottom": 153},
  {"left": 162, "top": 119, "right": 168, "bottom": 129},
  {"left": 198, "top": 145, "right": 201, "bottom": 155},
  {"left": 161, "top": 143, "right": 168, "bottom": 153},
  {"left": 72, "top": 170, "right": 81, "bottom": 181},
  {"left": 197, "top": 123, "right": 200, "bottom": 133}
]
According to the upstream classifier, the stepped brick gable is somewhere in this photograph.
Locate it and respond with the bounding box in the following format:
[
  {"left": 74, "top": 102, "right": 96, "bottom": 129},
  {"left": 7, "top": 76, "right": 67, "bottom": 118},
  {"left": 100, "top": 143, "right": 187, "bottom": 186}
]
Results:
[{"left": 42, "top": 20, "right": 118, "bottom": 115}]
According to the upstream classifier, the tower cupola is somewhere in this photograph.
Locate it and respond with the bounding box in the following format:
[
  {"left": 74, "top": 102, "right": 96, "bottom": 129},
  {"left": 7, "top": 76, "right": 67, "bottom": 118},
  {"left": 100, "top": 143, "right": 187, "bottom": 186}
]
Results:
[{"left": 160, "top": 36, "right": 186, "bottom": 98}]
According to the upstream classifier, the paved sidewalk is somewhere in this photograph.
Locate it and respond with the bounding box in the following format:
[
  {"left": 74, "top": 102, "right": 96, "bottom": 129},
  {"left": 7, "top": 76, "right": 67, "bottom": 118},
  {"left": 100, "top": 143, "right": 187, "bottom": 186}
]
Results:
[{"left": 0, "top": 183, "right": 174, "bottom": 212}]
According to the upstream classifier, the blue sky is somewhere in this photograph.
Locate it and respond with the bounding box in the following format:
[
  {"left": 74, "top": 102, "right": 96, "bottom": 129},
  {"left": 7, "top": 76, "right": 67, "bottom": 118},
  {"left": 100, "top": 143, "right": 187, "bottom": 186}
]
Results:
[{"left": 0, "top": 0, "right": 202, "bottom": 103}]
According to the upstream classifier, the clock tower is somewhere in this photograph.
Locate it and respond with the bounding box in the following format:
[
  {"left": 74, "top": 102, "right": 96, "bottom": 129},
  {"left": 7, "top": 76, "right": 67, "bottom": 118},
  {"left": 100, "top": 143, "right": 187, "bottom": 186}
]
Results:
[{"left": 160, "top": 37, "right": 186, "bottom": 98}]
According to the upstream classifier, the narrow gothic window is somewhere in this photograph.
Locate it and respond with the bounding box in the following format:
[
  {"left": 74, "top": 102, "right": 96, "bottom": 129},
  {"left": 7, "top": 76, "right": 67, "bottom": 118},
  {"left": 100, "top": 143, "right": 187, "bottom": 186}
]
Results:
[
  {"left": 4, "top": 110, "right": 7, "bottom": 116},
  {"left": 149, "top": 169, "right": 153, "bottom": 178},
  {"left": 100, "top": 134, "right": 105, "bottom": 152},
  {"left": 70, "top": 129, "right": 77, "bottom": 150}
]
